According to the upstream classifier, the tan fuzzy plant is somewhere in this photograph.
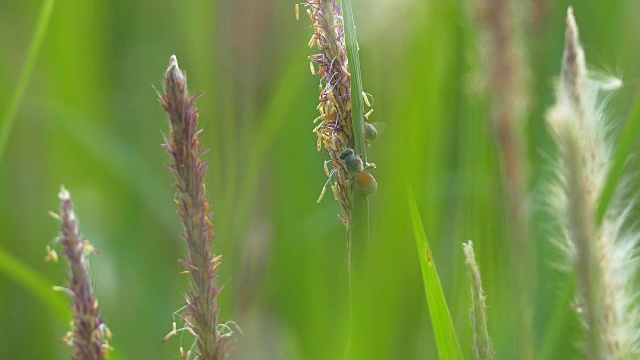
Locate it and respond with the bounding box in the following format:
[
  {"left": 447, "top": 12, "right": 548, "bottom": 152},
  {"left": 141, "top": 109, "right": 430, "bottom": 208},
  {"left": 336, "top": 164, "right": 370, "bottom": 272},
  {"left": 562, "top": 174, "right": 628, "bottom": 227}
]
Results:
[
  {"left": 547, "top": 7, "right": 640, "bottom": 358},
  {"left": 463, "top": 241, "right": 494, "bottom": 360}
]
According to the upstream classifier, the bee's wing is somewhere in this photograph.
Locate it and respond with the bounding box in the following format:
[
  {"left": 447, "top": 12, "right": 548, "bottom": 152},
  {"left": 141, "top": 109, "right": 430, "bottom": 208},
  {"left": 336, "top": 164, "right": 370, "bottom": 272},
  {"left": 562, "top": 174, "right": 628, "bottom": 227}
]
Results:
[{"left": 371, "top": 122, "right": 388, "bottom": 134}]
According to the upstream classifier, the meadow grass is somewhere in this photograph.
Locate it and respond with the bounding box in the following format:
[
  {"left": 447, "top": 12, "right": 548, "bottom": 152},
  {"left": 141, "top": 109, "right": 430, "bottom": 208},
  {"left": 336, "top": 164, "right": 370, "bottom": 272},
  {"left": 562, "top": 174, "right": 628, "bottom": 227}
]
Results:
[{"left": 1, "top": 1, "right": 640, "bottom": 359}]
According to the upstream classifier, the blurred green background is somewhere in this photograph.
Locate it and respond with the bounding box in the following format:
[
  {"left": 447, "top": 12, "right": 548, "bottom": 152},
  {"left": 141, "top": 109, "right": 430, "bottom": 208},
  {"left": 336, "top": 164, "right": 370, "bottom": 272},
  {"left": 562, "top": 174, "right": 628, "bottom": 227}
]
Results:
[{"left": 2, "top": 0, "right": 640, "bottom": 358}]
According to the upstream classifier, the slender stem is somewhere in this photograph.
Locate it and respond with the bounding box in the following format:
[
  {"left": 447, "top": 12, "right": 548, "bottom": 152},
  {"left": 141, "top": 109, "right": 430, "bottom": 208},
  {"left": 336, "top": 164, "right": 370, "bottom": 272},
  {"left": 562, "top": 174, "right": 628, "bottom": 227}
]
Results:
[
  {"left": 0, "top": 0, "right": 55, "bottom": 163},
  {"left": 342, "top": 0, "right": 368, "bottom": 263},
  {"left": 474, "top": 0, "right": 534, "bottom": 355},
  {"left": 341, "top": 2, "right": 369, "bottom": 356}
]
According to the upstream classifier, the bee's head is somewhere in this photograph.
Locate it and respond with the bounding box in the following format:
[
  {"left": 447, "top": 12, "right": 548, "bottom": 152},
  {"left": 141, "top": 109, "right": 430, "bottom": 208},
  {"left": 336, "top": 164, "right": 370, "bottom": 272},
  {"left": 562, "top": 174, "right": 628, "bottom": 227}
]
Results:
[{"left": 340, "top": 148, "right": 354, "bottom": 160}]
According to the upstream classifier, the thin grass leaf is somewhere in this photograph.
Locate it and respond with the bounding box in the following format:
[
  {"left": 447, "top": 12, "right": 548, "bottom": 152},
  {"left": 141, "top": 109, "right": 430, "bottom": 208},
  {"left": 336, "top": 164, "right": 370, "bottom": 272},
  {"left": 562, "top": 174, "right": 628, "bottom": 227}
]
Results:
[
  {"left": 232, "top": 53, "right": 307, "bottom": 238},
  {"left": 0, "top": 0, "right": 55, "bottom": 163},
  {"left": 407, "top": 185, "right": 463, "bottom": 360},
  {"left": 0, "top": 247, "right": 124, "bottom": 360},
  {"left": 342, "top": 0, "right": 369, "bottom": 254}
]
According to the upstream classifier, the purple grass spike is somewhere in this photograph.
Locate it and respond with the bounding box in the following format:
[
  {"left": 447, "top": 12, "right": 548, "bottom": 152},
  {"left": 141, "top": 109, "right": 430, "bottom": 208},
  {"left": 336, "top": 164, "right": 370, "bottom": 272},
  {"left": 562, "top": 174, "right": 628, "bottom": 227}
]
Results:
[
  {"left": 159, "top": 55, "right": 236, "bottom": 360},
  {"left": 49, "top": 186, "right": 112, "bottom": 359}
]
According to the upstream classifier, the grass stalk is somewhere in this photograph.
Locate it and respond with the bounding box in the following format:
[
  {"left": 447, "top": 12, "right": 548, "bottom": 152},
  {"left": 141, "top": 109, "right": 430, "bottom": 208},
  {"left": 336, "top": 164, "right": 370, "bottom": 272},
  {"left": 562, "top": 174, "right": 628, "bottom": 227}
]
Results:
[
  {"left": 341, "top": 0, "right": 369, "bottom": 267},
  {"left": 471, "top": 0, "right": 533, "bottom": 356},
  {"left": 0, "top": 0, "right": 55, "bottom": 163},
  {"left": 300, "top": 1, "right": 373, "bottom": 354}
]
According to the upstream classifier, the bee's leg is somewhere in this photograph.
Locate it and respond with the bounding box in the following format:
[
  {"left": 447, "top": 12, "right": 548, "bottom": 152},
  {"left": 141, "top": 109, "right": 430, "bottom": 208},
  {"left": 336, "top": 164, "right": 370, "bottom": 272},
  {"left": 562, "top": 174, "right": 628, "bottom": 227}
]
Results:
[
  {"left": 317, "top": 169, "right": 337, "bottom": 203},
  {"left": 345, "top": 173, "right": 356, "bottom": 187}
]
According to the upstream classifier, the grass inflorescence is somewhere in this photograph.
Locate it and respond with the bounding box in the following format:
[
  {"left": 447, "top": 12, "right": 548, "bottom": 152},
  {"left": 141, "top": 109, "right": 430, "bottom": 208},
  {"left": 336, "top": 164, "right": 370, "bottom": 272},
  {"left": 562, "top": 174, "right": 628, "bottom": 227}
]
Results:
[
  {"left": 159, "top": 55, "right": 236, "bottom": 360},
  {"left": 5, "top": 2, "right": 640, "bottom": 359},
  {"left": 47, "top": 187, "right": 112, "bottom": 359},
  {"left": 303, "top": 0, "right": 357, "bottom": 226}
]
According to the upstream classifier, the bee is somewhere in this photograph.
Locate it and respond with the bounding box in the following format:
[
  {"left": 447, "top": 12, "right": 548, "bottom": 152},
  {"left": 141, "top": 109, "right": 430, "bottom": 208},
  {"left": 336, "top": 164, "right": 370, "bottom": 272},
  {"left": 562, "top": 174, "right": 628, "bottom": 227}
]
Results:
[{"left": 339, "top": 148, "right": 377, "bottom": 195}]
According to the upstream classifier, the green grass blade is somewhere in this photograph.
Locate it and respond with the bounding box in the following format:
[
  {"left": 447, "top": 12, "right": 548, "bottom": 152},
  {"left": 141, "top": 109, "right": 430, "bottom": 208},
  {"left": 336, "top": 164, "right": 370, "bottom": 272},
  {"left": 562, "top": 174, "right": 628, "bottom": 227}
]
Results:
[
  {"left": 538, "top": 277, "right": 576, "bottom": 360},
  {"left": 341, "top": 0, "right": 366, "bottom": 159},
  {"left": 0, "top": 246, "right": 125, "bottom": 359},
  {"left": 0, "top": 246, "right": 68, "bottom": 320},
  {"left": 342, "top": 0, "right": 369, "bottom": 256},
  {"left": 0, "top": 0, "right": 55, "bottom": 163},
  {"left": 407, "top": 186, "right": 463, "bottom": 359},
  {"left": 231, "top": 52, "right": 306, "bottom": 238}
]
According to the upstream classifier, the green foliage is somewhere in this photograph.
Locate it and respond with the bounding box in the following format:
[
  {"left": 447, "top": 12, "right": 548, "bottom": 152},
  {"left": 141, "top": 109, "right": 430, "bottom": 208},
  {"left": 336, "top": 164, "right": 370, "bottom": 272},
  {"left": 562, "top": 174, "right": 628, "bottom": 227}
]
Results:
[
  {"left": 0, "top": 247, "right": 67, "bottom": 320},
  {"left": 0, "top": 0, "right": 639, "bottom": 358}
]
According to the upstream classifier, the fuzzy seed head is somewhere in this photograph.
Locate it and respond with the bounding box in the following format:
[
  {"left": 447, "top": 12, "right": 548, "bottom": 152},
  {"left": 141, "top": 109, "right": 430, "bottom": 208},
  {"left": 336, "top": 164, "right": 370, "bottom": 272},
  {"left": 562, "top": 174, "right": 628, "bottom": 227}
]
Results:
[{"left": 546, "top": 8, "right": 639, "bottom": 358}]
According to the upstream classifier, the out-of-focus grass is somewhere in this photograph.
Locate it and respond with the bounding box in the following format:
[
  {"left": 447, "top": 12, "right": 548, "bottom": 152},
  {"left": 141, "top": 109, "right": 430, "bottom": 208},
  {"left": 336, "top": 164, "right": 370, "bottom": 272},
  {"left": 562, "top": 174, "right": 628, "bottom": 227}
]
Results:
[
  {"left": 0, "top": 247, "right": 67, "bottom": 320},
  {"left": 1, "top": 0, "right": 640, "bottom": 359},
  {"left": 0, "top": 0, "right": 54, "bottom": 162}
]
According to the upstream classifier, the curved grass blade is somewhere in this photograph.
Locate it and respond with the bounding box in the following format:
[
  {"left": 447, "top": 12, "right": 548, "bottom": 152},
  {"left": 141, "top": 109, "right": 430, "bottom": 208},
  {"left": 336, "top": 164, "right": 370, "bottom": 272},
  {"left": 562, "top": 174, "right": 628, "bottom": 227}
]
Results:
[
  {"left": 0, "top": 0, "right": 55, "bottom": 163},
  {"left": 407, "top": 185, "right": 463, "bottom": 359},
  {"left": 0, "top": 247, "right": 125, "bottom": 359},
  {"left": 0, "top": 246, "right": 68, "bottom": 320}
]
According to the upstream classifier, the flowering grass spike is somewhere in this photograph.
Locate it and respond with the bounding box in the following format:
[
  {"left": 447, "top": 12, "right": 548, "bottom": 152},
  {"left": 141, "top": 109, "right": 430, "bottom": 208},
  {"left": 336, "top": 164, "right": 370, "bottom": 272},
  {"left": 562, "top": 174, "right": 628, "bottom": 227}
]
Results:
[
  {"left": 303, "top": 0, "right": 358, "bottom": 226},
  {"left": 48, "top": 186, "right": 112, "bottom": 359},
  {"left": 159, "top": 55, "right": 235, "bottom": 360}
]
